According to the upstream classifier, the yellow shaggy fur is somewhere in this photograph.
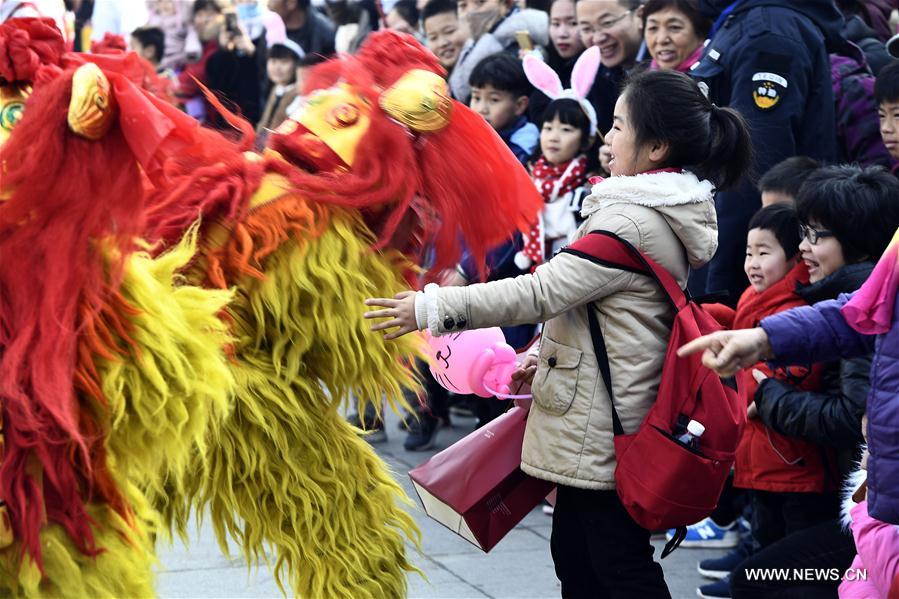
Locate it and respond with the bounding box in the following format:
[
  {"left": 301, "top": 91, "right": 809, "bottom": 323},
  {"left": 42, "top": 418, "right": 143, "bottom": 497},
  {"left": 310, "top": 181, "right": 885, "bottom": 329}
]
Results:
[
  {"left": 169, "top": 208, "right": 424, "bottom": 598},
  {"left": 0, "top": 230, "right": 234, "bottom": 597},
  {"left": 0, "top": 500, "right": 156, "bottom": 598},
  {"left": 99, "top": 227, "right": 234, "bottom": 502}
]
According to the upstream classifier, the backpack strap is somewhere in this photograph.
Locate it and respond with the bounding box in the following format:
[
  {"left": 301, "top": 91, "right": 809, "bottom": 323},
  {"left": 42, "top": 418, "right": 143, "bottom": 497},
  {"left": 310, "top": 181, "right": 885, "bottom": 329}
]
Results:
[
  {"left": 564, "top": 231, "right": 698, "bottom": 557},
  {"left": 584, "top": 306, "right": 624, "bottom": 435},
  {"left": 662, "top": 526, "right": 688, "bottom": 558},
  {"left": 561, "top": 230, "right": 689, "bottom": 438},
  {"left": 564, "top": 230, "right": 688, "bottom": 311}
]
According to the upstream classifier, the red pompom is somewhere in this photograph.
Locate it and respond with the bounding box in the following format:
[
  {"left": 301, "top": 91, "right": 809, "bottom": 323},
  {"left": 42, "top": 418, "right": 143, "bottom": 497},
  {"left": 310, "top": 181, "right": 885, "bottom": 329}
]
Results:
[
  {"left": 0, "top": 18, "right": 64, "bottom": 83},
  {"left": 90, "top": 32, "right": 127, "bottom": 55}
]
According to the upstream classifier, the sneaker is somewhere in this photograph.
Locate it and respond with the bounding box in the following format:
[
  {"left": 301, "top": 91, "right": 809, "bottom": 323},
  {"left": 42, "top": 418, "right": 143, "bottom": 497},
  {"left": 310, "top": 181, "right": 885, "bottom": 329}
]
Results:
[
  {"left": 403, "top": 412, "right": 439, "bottom": 451},
  {"left": 667, "top": 517, "right": 740, "bottom": 548},
  {"left": 698, "top": 537, "right": 752, "bottom": 580},
  {"left": 542, "top": 501, "right": 554, "bottom": 516},
  {"left": 697, "top": 575, "right": 730, "bottom": 598},
  {"left": 346, "top": 411, "right": 387, "bottom": 444}
]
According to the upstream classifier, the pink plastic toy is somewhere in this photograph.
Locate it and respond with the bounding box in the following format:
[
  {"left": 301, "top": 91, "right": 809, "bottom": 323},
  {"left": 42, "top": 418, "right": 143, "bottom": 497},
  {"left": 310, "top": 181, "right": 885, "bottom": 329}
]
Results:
[{"left": 424, "top": 328, "right": 532, "bottom": 399}]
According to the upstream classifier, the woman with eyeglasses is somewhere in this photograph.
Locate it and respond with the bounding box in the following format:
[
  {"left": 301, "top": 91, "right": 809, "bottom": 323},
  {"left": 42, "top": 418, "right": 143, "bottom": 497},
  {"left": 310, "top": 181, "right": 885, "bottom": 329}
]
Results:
[{"left": 681, "top": 165, "right": 899, "bottom": 599}]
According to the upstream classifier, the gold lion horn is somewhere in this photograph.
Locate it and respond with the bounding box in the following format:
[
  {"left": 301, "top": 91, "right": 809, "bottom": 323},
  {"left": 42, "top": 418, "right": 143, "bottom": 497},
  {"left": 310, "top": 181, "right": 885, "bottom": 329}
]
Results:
[
  {"left": 68, "top": 63, "right": 116, "bottom": 140},
  {"left": 379, "top": 69, "right": 452, "bottom": 134}
]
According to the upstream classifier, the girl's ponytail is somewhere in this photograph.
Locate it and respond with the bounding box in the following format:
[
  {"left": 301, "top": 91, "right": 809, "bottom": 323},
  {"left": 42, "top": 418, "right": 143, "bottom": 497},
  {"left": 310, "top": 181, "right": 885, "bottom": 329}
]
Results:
[
  {"left": 623, "top": 70, "right": 754, "bottom": 190},
  {"left": 699, "top": 105, "right": 752, "bottom": 191}
]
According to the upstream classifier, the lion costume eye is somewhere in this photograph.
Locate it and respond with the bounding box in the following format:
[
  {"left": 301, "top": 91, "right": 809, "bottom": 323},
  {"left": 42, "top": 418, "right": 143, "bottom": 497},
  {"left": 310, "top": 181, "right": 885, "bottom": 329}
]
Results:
[
  {"left": 0, "top": 101, "right": 24, "bottom": 132},
  {"left": 327, "top": 103, "right": 360, "bottom": 128},
  {"left": 0, "top": 83, "right": 31, "bottom": 146}
]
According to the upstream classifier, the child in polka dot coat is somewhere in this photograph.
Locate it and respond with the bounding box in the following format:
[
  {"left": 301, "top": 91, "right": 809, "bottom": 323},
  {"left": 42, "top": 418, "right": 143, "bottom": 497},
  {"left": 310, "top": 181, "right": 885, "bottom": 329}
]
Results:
[{"left": 516, "top": 50, "right": 599, "bottom": 271}]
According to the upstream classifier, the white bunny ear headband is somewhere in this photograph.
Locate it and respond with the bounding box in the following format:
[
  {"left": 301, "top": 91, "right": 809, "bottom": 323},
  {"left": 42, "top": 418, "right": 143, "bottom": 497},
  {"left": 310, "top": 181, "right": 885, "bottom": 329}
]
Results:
[{"left": 523, "top": 47, "right": 601, "bottom": 137}]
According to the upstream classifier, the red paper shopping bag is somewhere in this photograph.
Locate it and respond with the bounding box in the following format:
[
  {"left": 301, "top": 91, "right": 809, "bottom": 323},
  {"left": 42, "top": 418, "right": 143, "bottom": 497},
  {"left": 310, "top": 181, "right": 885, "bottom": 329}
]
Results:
[{"left": 408, "top": 406, "right": 555, "bottom": 552}]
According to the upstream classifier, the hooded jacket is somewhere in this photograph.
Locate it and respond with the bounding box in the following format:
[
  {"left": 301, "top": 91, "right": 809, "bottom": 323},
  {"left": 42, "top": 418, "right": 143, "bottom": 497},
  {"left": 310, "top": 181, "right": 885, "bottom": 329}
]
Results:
[
  {"left": 839, "top": 468, "right": 899, "bottom": 599},
  {"left": 830, "top": 44, "right": 893, "bottom": 169},
  {"left": 415, "top": 171, "right": 718, "bottom": 488},
  {"left": 692, "top": 0, "right": 842, "bottom": 303}
]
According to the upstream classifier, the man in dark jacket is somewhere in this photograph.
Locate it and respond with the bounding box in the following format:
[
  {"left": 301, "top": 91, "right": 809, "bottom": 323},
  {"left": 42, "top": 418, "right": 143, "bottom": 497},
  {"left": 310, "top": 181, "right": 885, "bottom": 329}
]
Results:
[
  {"left": 268, "top": 0, "right": 337, "bottom": 57},
  {"left": 691, "top": 0, "right": 842, "bottom": 304}
]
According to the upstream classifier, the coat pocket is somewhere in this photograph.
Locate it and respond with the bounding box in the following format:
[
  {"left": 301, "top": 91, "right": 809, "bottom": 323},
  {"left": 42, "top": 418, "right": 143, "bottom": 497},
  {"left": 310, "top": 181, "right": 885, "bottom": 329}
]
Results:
[{"left": 532, "top": 337, "right": 582, "bottom": 416}]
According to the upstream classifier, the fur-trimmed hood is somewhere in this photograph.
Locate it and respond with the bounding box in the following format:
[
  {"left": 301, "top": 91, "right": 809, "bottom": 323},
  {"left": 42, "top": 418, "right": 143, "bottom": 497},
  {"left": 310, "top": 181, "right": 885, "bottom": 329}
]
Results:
[{"left": 582, "top": 171, "right": 718, "bottom": 268}]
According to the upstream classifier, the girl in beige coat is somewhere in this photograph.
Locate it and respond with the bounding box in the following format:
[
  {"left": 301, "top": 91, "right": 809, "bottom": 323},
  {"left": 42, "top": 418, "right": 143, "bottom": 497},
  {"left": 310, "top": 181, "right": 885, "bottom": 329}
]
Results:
[{"left": 366, "top": 70, "right": 753, "bottom": 598}]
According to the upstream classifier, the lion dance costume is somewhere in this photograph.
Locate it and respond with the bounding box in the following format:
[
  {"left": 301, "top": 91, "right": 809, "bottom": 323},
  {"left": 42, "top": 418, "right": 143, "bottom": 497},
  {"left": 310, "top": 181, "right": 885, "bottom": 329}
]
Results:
[
  {"left": 1, "top": 19, "right": 540, "bottom": 598},
  {"left": 0, "top": 17, "right": 234, "bottom": 597}
]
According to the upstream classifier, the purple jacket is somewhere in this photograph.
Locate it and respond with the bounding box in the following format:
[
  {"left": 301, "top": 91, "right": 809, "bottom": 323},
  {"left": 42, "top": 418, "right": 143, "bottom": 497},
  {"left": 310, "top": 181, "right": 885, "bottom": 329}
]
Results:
[
  {"left": 760, "top": 293, "right": 899, "bottom": 524},
  {"left": 830, "top": 44, "right": 893, "bottom": 168}
]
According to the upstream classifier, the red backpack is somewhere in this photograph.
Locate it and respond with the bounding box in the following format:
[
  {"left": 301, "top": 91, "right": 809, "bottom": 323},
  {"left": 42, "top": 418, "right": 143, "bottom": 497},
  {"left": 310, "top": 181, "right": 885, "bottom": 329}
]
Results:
[{"left": 565, "top": 230, "right": 745, "bottom": 556}]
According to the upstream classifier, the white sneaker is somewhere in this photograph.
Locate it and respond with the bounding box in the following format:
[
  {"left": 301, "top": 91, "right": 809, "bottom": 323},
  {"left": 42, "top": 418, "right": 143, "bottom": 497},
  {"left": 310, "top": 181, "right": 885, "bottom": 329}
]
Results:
[{"left": 666, "top": 517, "right": 740, "bottom": 548}]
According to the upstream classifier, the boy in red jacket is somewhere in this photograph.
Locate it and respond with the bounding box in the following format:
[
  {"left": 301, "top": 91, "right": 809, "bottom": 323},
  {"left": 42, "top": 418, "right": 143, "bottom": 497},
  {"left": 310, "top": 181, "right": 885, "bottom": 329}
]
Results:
[{"left": 733, "top": 205, "right": 838, "bottom": 554}]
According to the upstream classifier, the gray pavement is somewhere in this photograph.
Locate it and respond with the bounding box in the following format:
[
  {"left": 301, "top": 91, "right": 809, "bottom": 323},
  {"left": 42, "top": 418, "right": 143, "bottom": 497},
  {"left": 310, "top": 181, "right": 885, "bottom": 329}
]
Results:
[{"left": 157, "top": 407, "right": 727, "bottom": 598}]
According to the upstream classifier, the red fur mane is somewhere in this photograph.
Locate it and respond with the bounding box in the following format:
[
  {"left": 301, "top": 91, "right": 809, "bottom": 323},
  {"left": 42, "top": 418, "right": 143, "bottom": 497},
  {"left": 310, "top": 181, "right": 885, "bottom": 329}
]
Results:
[
  {"left": 146, "top": 31, "right": 540, "bottom": 284},
  {"left": 0, "top": 69, "right": 142, "bottom": 566}
]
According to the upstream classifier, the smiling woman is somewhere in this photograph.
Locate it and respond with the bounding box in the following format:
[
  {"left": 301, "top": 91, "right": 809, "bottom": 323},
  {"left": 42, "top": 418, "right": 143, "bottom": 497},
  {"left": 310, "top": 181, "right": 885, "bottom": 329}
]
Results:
[
  {"left": 549, "top": 0, "right": 585, "bottom": 59},
  {"left": 642, "top": 0, "right": 710, "bottom": 72}
]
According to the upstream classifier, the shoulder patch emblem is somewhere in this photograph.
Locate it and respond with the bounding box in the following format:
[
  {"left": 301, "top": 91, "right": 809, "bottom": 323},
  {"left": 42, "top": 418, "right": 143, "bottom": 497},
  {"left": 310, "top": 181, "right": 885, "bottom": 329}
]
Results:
[{"left": 752, "top": 72, "right": 787, "bottom": 110}]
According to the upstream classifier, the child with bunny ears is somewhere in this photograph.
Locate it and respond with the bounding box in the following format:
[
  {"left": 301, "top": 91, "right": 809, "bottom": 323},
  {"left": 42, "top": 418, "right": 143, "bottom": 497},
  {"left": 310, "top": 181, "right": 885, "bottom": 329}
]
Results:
[
  {"left": 516, "top": 47, "right": 601, "bottom": 270},
  {"left": 365, "top": 70, "right": 753, "bottom": 596}
]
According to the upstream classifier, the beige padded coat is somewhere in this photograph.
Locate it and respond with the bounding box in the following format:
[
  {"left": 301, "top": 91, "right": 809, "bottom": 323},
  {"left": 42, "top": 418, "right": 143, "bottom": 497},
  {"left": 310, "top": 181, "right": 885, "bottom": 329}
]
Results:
[{"left": 416, "top": 171, "right": 719, "bottom": 489}]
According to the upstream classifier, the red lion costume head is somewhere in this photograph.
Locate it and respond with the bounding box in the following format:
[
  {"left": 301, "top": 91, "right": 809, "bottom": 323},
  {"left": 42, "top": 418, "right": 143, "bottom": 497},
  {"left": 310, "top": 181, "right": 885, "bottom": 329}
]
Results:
[{"left": 146, "top": 31, "right": 541, "bottom": 282}]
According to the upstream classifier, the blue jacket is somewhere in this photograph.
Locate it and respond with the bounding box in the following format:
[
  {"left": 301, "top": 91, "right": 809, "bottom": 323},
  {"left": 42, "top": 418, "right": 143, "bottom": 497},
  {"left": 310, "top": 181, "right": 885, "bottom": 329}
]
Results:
[
  {"left": 760, "top": 294, "right": 899, "bottom": 525},
  {"left": 499, "top": 115, "right": 539, "bottom": 165},
  {"left": 692, "top": 0, "right": 842, "bottom": 304}
]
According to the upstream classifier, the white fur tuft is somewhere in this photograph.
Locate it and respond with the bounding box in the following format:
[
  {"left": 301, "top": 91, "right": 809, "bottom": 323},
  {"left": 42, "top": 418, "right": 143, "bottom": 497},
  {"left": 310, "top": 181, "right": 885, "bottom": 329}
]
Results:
[{"left": 841, "top": 459, "right": 867, "bottom": 530}]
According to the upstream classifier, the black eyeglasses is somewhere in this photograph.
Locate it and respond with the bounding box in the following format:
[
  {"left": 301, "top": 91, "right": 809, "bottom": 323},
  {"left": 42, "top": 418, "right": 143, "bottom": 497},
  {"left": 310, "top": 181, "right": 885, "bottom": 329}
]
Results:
[
  {"left": 579, "top": 11, "right": 632, "bottom": 36},
  {"left": 799, "top": 224, "right": 835, "bottom": 245}
]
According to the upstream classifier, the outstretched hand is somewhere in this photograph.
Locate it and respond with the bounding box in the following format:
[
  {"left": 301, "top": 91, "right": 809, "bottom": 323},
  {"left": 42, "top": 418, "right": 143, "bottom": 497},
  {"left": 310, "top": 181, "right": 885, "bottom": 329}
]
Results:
[
  {"left": 364, "top": 291, "right": 418, "bottom": 340},
  {"left": 676, "top": 328, "right": 772, "bottom": 378}
]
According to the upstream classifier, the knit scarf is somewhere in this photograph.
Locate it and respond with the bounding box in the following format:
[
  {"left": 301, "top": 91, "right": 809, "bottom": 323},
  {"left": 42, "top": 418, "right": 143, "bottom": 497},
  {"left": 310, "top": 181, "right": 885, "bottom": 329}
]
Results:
[
  {"left": 517, "top": 154, "right": 587, "bottom": 270},
  {"left": 531, "top": 154, "right": 587, "bottom": 203}
]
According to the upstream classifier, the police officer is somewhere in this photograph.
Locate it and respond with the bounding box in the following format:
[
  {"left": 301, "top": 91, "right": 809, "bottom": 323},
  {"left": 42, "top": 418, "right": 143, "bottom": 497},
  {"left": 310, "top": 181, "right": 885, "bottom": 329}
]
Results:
[{"left": 691, "top": 0, "right": 843, "bottom": 304}]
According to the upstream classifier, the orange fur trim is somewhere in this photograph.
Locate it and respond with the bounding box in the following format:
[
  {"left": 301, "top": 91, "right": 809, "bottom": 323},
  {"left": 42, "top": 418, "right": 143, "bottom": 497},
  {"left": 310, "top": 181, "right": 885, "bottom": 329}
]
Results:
[{"left": 202, "top": 193, "right": 329, "bottom": 289}]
